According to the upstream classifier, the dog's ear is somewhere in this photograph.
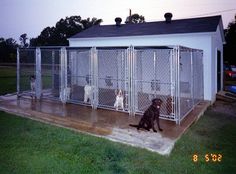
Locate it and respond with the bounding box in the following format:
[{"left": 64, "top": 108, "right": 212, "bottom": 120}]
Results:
[
  {"left": 115, "top": 89, "right": 118, "bottom": 95},
  {"left": 152, "top": 98, "right": 163, "bottom": 105},
  {"left": 152, "top": 98, "right": 157, "bottom": 103}
]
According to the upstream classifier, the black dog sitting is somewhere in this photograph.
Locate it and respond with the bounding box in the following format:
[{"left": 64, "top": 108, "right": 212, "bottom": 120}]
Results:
[{"left": 130, "top": 98, "right": 163, "bottom": 132}]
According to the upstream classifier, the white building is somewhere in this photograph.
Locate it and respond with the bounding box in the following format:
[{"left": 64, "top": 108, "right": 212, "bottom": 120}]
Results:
[{"left": 68, "top": 14, "right": 225, "bottom": 103}]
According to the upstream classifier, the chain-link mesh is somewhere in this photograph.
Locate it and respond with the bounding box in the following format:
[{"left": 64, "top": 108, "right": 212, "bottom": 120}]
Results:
[
  {"left": 17, "top": 46, "right": 204, "bottom": 124},
  {"left": 18, "top": 49, "right": 36, "bottom": 97},
  {"left": 178, "top": 47, "right": 204, "bottom": 122},
  {"left": 193, "top": 50, "right": 204, "bottom": 105},
  {"left": 40, "top": 49, "right": 61, "bottom": 100},
  {"left": 179, "top": 48, "right": 193, "bottom": 120},
  {"left": 97, "top": 49, "right": 129, "bottom": 111},
  {"left": 133, "top": 48, "right": 175, "bottom": 120},
  {"left": 67, "top": 49, "right": 92, "bottom": 105}
]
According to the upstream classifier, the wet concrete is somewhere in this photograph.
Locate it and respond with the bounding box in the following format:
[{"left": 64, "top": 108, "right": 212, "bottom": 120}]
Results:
[{"left": 0, "top": 94, "right": 210, "bottom": 155}]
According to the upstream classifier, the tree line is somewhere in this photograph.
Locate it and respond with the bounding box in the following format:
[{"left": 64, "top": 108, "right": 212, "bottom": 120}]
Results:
[
  {"left": 224, "top": 15, "right": 236, "bottom": 65},
  {"left": 0, "top": 14, "right": 145, "bottom": 63},
  {"left": 0, "top": 16, "right": 103, "bottom": 63}
]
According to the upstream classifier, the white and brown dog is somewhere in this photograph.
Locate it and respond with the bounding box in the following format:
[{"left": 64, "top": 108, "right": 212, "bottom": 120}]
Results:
[
  {"left": 114, "top": 89, "right": 124, "bottom": 111},
  {"left": 84, "top": 84, "right": 93, "bottom": 103}
]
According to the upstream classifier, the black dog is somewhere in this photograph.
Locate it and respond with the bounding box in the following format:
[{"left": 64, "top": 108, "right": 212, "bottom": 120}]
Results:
[{"left": 130, "top": 98, "right": 163, "bottom": 132}]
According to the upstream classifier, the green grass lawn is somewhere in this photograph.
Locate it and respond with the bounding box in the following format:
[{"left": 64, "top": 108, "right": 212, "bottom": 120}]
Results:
[
  {"left": 0, "top": 110, "right": 236, "bottom": 173},
  {"left": 0, "top": 66, "right": 236, "bottom": 173},
  {"left": 0, "top": 66, "right": 16, "bottom": 95},
  {"left": 0, "top": 66, "right": 53, "bottom": 95}
]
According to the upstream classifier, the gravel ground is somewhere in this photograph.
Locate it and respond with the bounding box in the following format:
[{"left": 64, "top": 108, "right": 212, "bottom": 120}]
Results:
[{"left": 211, "top": 100, "right": 236, "bottom": 117}]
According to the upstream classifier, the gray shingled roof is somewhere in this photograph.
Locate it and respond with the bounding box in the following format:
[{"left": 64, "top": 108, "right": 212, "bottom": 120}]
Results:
[{"left": 70, "top": 15, "right": 221, "bottom": 39}]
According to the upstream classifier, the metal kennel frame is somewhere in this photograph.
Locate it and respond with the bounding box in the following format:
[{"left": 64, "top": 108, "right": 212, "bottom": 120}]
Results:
[
  {"left": 17, "top": 48, "right": 38, "bottom": 98},
  {"left": 17, "top": 46, "right": 203, "bottom": 124},
  {"left": 96, "top": 48, "right": 130, "bottom": 111},
  {"left": 40, "top": 48, "right": 61, "bottom": 100},
  {"left": 66, "top": 48, "right": 93, "bottom": 105},
  {"left": 132, "top": 47, "right": 176, "bottom": 118}
]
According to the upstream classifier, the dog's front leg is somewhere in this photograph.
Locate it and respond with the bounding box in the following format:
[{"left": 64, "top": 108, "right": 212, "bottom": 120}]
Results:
[
  {"left": 114, "top": 101, "right": 118, "bottom": 110},
  {"left": 121, "top": 102, "right": 124, "bottom": 111},
  {"left": 84, "top": 93, "right": 88, "bottom": 103},
  {"left": 151, "top": 120, "right": 157, "bottom": 132}
]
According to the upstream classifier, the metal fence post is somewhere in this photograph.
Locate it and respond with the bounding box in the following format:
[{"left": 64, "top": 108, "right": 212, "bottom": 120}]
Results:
[
  {"left": 190, "top": 50, "right": 194, "bottom": 107},
  {"left": 130, "top": 45, "right": 135, "bottom": 116},
  {"left": 125, "top": 47, "right": 130, "bottom": 115},
  {"left": 170, "top": 49, "right": 175, "bottom": 118},
  {"left": 201, "top": 51, "right": 204, "bottom": 100},
  {"left": 173, "top": 47, "right": 177, "bottom": 124},
  {"left": 92, "top": 47, "right": 98, "bottom": 109},
  {"left": 60, "top": 47, "right": 67, "bottom": 103},
  {"left": 17, "top": 48, "right": 20, "bottom": 97},
  {"left": 52, "top": 50, "right": 55, "bottom": 90},
  {"left": 176, "top": 46, "right": 181, "bottom": 125},
  {"left": 35, "top": 47, "right": 42, "bottom": 100},
  {"left": 126, "top": 47, "right": 131, "bottom": 115},
  {"left": 126, "top": 46, "right": 131, "bottom": 115}
]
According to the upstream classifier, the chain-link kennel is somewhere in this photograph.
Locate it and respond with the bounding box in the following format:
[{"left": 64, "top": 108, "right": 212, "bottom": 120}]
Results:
[
  {"left": 40, "top": 48, "right": 61, "bottom": 100},
  {"left": 192, "top": 50, "right": 204, "bottom": 106},
  {"left": 66, "top": 48, "right": 93, "bottom": 106},
  {"left": 17, "top": 48, "right": 36, "bottom": 98},
  {"left": 96, "top": 48, "right": 130, "bottom": 112},
  {"left": 17, "top": 46, "right": 203, "bottom": 124},
  {"left": 133, "top": 48, "right": 176, "bottom": 120},
  {"left": 177, "top": 47, "right": 204, "bottom": 123}
]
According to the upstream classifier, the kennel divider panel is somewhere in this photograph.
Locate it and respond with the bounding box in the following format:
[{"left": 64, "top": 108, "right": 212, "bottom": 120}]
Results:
[
  {"left": 40, "top": 48, "right": 61, "bottom": 100},
  {"left": 170, "top": 47, "right": 180, "bottom": 123},
  {"left": 133, "top": 48, "right": 175, "bottom": 120},
  {"left": 18, "top": 48, "right": 36, "bottom": 97},
  {"left": 192, "top": 50, "right": 204, "bottom": 105},
  {"left": 179, "top": 47, "right": 195, "bottom": 121},
  {"left": 96, "top": 49, "right": 129, "bottom": 111},
  {"left": 59, "top": 47, "right": 68, "bottom": 103},
  {"left": 67, "top": 49, "right": 93, "bottom": 105},
  {"left": 17, "top": 48, "right": 20, "bottom": 95}
]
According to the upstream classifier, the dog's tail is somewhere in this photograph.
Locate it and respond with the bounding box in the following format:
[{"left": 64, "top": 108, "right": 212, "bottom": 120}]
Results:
[{"left": 129, "top": 124, "right": 139, "bottom": 128}]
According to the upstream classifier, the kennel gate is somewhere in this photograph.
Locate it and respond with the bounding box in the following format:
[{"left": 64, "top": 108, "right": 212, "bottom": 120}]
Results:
[
  {"left": 40, "top": 48, "right": 61, "bottom": 100},
  {"left": 66, "top": 48, "right": 94, "bottom": 106},
  {"left": 17, "top": 46, "right": 203, "bottom": 124},
  {"left": 96, "top": 48, "right": 130, "bottom": 112},
  {"left": 17, "top": 48, "right": 40, "bottom": 98},
  {"left": 178, "top": 47, "right": 204, "bottom": 122},
  {"left": 132, "top": 48, "right": 177, "bottom": 121}
]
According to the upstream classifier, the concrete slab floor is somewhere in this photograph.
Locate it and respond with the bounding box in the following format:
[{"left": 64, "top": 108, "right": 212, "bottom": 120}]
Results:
[{"left": 0, "top": 94, "right": 210, "bottom": 155}]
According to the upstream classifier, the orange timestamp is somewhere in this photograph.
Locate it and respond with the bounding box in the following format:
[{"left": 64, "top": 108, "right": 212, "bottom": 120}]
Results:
[{"left": 192, "top": 153, "right": 223, "bottom": 162}]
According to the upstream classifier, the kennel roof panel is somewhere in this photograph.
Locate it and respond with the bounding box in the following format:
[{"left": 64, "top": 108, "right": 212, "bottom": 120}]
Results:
[{"left": 70, "top": 15, "right": 221, "bottom": 39}]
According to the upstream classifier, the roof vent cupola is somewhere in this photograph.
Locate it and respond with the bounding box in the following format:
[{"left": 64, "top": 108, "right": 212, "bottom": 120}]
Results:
[
  {"left": 115, "top": 17, "right": 122, "bottom": 26},
  {"left": 164, "top": 13, "right": 173, "bottom": 23}
]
